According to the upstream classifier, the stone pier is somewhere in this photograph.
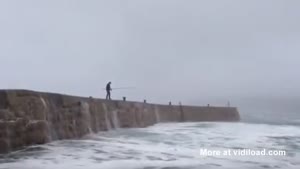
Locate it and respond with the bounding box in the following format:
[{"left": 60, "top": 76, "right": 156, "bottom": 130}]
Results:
[{"left": 0, "top": 90, "right": 240, "bottom": 153}]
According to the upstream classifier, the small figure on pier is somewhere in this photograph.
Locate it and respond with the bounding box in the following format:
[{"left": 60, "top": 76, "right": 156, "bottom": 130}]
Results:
[{"left": 106, "top": 82, "right": 112, "bottom": 100}]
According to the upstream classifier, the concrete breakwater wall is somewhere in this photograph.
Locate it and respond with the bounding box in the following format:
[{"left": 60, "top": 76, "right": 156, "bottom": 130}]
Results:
[{"left": 0, "top": 90, "right": 240, "bottom": 153}]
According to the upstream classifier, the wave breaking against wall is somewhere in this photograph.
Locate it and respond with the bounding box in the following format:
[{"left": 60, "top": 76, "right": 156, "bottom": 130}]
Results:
[{"left": 0, "top": 90, "right": 240, "bottom": 153}]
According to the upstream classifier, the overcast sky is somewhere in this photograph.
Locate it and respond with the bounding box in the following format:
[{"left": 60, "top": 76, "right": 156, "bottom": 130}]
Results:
[{"left": 0, "top": 0, "right": 299, "bottom": 105}]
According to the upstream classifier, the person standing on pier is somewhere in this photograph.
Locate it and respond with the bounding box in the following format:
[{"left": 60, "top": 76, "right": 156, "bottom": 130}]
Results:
[{"left": 106, "top": 81, "right": 112, "bottom": 100}]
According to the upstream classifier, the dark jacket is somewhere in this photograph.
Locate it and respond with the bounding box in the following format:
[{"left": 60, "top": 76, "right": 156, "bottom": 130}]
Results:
[{"left": 106, "top": 83, "right": 111, "bottom": 91}]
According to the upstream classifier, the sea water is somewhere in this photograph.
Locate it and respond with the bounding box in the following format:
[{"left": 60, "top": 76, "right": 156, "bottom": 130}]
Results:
[{"left": 0, "top": 122, "right": 300, "bottom": 169}]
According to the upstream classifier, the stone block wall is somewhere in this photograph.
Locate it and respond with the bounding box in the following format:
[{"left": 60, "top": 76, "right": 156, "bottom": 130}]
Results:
[{"left": 0, "top": 90, "right": 240, "bottom": 153}]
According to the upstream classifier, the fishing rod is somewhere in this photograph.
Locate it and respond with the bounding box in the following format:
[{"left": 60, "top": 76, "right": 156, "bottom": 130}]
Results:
[
  {"left": 112, "top": 87, "right": 136, "bottom": 90},
  {"left": 102, "top": 87, "right": 136, "bottom": 90}
]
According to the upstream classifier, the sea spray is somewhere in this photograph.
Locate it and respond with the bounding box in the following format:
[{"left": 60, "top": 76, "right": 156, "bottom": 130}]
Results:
[
  {"left": 39, "top": 97, "right": 55, "bottom": 141},
  {"left": 40, "top": 97, "right": 47, "bottom": 111},
  {"left": 102, "top": 103, "right": 112, "bottom": 130},
  {"left": 112, "top": 110, "right": 120, "bottom": 129},
  {"left": 1, "top": 122, "right": 298, "bottom": 169},
  {"left": 81, "top": 102, "right": 93, "bottom": 133}
]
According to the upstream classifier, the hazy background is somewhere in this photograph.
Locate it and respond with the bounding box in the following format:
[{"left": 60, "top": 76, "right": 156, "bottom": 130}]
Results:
[{"left": 0, "top": 0, "right": 299, "bottom": 122}]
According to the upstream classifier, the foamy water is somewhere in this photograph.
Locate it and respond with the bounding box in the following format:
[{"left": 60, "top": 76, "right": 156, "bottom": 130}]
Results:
[{"left": 1, "top": 122, "right": 300, "bottom": 169}]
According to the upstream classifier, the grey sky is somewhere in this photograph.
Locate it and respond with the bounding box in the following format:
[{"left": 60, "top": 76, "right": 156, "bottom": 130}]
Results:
[{"left": 0, "top": 0, "right": 299, "bottom": 105}]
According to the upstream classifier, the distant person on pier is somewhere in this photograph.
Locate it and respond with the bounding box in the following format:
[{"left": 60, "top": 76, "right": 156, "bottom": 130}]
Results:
[{"left": 106, "top": 82, "right": 112, "bottom": 100}]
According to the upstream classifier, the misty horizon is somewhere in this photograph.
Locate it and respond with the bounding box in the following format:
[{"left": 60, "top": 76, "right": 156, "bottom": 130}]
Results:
[{"left": 0, "top": 1, "right": 299, "bottom": 109}]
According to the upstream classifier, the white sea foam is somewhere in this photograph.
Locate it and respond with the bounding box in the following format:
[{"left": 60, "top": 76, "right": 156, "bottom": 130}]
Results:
[{"left": 1, "top": 122, "right": 300, "bottom": 169}]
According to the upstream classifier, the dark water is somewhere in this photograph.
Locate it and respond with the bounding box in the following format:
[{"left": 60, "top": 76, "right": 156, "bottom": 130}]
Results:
[{"left": 0, "top": 121, "right": 300, "bottom": 169}]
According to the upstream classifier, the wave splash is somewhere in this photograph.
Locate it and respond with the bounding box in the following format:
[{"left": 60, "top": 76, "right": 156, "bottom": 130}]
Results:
[{"left": 1, "top": 122, "right": 300, "bottom": 169}]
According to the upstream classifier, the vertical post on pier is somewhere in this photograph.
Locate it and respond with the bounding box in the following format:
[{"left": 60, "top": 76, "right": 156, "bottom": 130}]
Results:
[
  {"left": 179, "top": 101, "right": 184, "bottom": 122},
  {"left": 227, "top": 101, "right": 230, "bottom": 107},
  {"left": 123, "top": 97, "right": 126, "bottom": 101}
]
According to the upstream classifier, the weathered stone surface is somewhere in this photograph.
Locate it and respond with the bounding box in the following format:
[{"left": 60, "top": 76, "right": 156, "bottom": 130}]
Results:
[
  {"left": 0, "top": 91, "right": 8, "bottom": 109},
  {"left": 0, "top": 89, "right": 240, "bottom": 153},
  {"left": 0, "top": 138, "right": 10, "bottom": 153},
  {"left": 181, "top": 106, "right": 240, "bottom": 122},
  {"left": 25, "top": 121, "right": 50, "bottom": 144}
]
